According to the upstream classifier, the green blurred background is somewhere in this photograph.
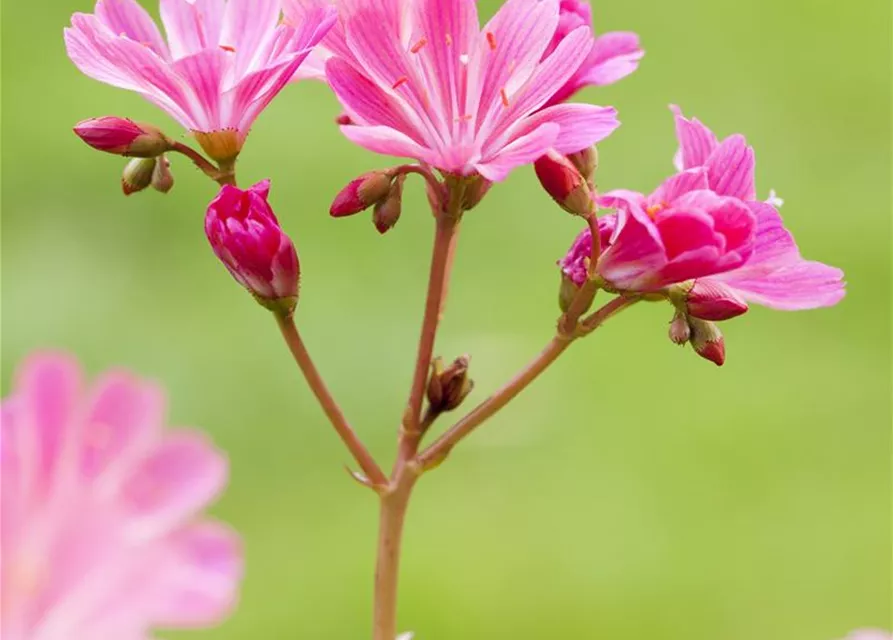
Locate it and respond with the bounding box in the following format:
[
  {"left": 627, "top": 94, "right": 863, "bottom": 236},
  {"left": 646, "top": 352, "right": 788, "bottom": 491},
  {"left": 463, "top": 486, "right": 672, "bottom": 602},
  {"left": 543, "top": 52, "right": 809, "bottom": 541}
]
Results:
[{"left": 2, "top": 0, "right": 890, "bottom": 638}]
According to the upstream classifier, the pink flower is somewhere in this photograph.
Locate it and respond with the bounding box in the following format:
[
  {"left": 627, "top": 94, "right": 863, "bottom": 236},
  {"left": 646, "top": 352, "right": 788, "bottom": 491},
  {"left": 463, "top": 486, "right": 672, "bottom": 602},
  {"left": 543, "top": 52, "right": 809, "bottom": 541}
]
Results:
[
  {"left": 542, "top": 0, "right": 644, "bottom": 107},
  {"left": 594, "top": 168, "right": 757, "bottom": 291},
  {"left": 205, "top": 179, "right": 300, "bottom": 312},
  {"left": 670, "top": 106, "right": 845, "bottom": 311},
  {"left": 561, "top": 107, "right": 845, "bottom": 314},
  {"left": 1, "top": 352, "right": 242, "bottom": 639},
  {"left": 842, "top": 631, "right": 893, "bottom": 640},
  {"left": 319, "top": 0, "right": 620, "bottom": 181},
  {"left": 73, "top": 116, "right": 169, "bottom": 157},
  {"left": 65, "top": 0, "right": 335, "bottom": 161}
]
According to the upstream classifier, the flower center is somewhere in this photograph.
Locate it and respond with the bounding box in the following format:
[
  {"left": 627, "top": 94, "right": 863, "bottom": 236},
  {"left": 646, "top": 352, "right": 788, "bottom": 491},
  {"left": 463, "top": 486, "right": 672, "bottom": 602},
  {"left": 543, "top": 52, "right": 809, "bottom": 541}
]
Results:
[{"left": 646, "top": 202, "right": 667, "bottom": 218}]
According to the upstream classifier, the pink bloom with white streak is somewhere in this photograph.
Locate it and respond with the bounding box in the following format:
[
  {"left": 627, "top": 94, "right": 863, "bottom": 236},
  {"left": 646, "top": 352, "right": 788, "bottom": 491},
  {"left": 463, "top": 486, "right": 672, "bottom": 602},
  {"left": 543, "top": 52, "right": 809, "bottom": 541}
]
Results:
[
  {"left": 671, "top": 105, "right": 846, "bottom": 311},
  {"left": 543, "top": 0, "right": 644, "bottom": 107},
  {"left": 65, "top": 0, "right": 335, "bottom": 161},
  {"left": 561, "top": 106, "right": 845, "bottom": 314},
  {"left": 1, "top": 352, "right": 242, "bottom": 639},
  {"left": 318, "top": 0, "right": 620, "bottom": 181}
]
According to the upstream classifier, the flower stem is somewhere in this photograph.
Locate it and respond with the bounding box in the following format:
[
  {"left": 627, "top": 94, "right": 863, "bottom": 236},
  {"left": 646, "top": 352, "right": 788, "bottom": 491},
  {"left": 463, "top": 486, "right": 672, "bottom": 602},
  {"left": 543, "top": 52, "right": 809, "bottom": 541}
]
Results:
[
  {"left": 275, "top": 313, "right": 388, "bottom": 488},
  {"left": 418, "top": 296, "right": 639, "bottom": 469},
  {"left": 372, "top": 466, "right": 419, "bottom": 640},
  {"left": 401, "top": 208, "right": 462, "bottom": 451},
  {"left": 168, "top": 141, "right": 235, "bottom": 186}
]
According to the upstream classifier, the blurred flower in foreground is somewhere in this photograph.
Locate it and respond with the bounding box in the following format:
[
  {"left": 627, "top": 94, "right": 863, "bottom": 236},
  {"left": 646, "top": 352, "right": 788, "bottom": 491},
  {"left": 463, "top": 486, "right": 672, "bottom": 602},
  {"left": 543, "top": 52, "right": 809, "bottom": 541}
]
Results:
[
  {"left": 842, "top": 632, "right": 893, "bottom": 640},
  {"left": 64, "top": 0, "right": 335, "bottom": 163},
  {"left": 205, "top": 179, "right": 300, "bottom": 315},
  {"left": 320, "top": 0, "right": 619, "bottom": 181},
  {"left": 1, "top": 352, "right": 242, "bottom": 639}
]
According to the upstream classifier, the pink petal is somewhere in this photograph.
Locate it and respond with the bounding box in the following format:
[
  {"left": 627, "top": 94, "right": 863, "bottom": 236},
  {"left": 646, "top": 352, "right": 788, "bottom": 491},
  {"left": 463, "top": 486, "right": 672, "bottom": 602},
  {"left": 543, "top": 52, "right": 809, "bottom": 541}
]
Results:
[
  {"left": 411, "top": 0, "right": 480, "bottom": 127},
  {"left": 508, "top": 103, "right": 619, "bottom": 155},
  {"left": 669, "top": 190, "right": 756, "bottom": 255},
  {"left": 582, "top": 31, "right": 644, "bottom": 86},
  {"left": 657, "top": 245, "right": 724, "bottom": 286},
  {"left": 13, "top": 353, "right": 82, "bottom": 497},
  {"left": 172, "top": 48, "right": 228, "bottom": 131},
  {"left": 596, "top": 205, "right": 667, "bottom": 290},
  {"left": 340, "top": 124, "right": 436, "bottom": 165},
  {"left": 654, "top": 208, "right": 721, "bottom": 260},
  {"left": 219, "top": 0, "right": 280, "bottom": 78},
  {"left": 80, "top": 372, "right": 165, "bottom": 482},
  {"left": 473, "top": 0, "right": 559, "bottom": 126},
  {"left": 149, "top": 521, "right": 243, "bottom": 626},
  {"left": 650, "top": 168, "right": 708, "bottom": 205},
  {"left": 228, "top": 49, "right": 310, "bottom": 134},
  {"left": 707, "top": 134, "right": 756, "bottom": 200},
  {"left": 159, "top": 0, "right": 225, "bottom": 60},
  {"left": 713, "top": 260, "right": 845, "bottom": 310},
  {"left": 670, "top": 104, "right": 718, "bottom": 171},
  {"left": 325, "top": 57, "right": 422, "bottom": 137},
  {"left": 121, "top": 431, "right": 227, "bottom": 535},
  {"left": 483, "top": 25, "right": 592, "bottom": 150},
  {"left": 474, "top": 122, "right": 559, "bottom": 182},
  {"left": 95, "top": 0, "right": 168, "bottom": 58}
]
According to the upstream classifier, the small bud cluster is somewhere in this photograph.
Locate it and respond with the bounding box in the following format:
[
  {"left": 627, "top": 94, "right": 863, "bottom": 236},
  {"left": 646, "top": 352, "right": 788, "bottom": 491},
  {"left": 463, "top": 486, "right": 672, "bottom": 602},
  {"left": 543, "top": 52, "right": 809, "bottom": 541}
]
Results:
[
  {"left": 426, "top": 355, "right": 474, "bottom": 416},
  {"left": 534, "top": 148, "right": 597, "bottom": 217}
]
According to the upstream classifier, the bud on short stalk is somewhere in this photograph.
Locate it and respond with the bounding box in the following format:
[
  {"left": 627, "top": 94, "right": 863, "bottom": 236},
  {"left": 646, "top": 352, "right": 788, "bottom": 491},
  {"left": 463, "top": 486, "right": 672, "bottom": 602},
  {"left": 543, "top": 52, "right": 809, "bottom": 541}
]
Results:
[
  {"left": 534, "top": 150, "right": 594, "bottom": 216},
  {"left": 151, "top": 155, "right": 174, "bottom": 193},
  {"left": 688, "top": 317, "right": 725, "bottom": 366},
  {"left": 121, "top": 158, "right": 157, "bottom": 195},
  {"left": 373, "top": 175, "right": 405, "bottom": 234},
  {"left": 668, "top": 310, "right": 691, "bottom": 345},
  {"left": 566, "top": 145, "right": 598, "bottom": 182},
  {"left": 74, "top": 117, "right": 170, "bottom": 157},
  {"left": 426, "top": 355, "right": 474, "bottom": 416},
  {"left": 330, "top": 170, "right": 394, "bottom": 217},
  {"left": 205, "top": 179, "right": 300, "bottom": 315}
]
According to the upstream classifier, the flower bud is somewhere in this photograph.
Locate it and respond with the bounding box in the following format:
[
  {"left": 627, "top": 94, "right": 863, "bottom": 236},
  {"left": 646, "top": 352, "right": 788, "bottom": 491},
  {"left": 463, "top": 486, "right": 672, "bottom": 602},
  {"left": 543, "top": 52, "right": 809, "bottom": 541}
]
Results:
[
  {"left": 426, "top": 355, "right": 474, "bottom": 414},
  {"left": 335, "top": 112, "right": 354, "bottom": 126},
  {"left": 151, "top": 155, "right": 174, "bottom": 193},
  {"left": 373, "top": 175, "right": 405, "bottom": 234},
  {"left": 668, "top": 280, "right": 748, "bottom": 321},
  {"left": 567, "top": 145, "right": 598, "bottom": 182},
  {"left": 205, "top": 179, "right": 300, "bottom": 315},
  {"left": 534, "top": 150, "right": 594, "bottom": 216},
  {"left": 462, "top": 175, "right": 493, "bottom": 210},
  {"left": 74, "top": 117, "right": 170, "bottom": 157},
  {"left": 688, "top": 317, "right": 725, "bottom": 366},
  {"left": 668, "top": 311, "right": 691, "bottom": 345},
  {"left": 330, "top": 171, "right": 394, "bottom": 217},
  {"left": 559, "top": 273, "right": 581, "bottom": 313},
  {"left": 121, "top": 157, "right": 157, "bottom": 195}
]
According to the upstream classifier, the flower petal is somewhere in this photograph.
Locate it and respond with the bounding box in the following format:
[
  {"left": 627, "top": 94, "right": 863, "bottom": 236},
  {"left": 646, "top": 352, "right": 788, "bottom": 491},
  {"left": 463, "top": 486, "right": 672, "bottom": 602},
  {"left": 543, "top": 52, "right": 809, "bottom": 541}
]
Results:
[
  {"left": 474, "top": 122, "right": 559, "bottom": 182},
  {"left": 596, "top": 204, "right": 667, "bottom": 290},
  {"left": 95, "top": 0, "right": 168, "bottom": 58},
  {"left": 159, "top": 0, "right": 225, "bottom": 59},
  {"left": 650, "top": 168, "right": 708, "bottom": 205},
  {"left": 507, "top": 103, "right": 619, "bottom": 155},
  {"left": 670, "top": 104, "right": 718, "bottom": 171},
  {"left": 340, "top": 124, "right": 436, "bottom": 165},
  {"left": 219, "top": 0, "right": 280, "bottom": 78},
  {"left": 707, "top": 134, "right": 756, "bottom": 200}
]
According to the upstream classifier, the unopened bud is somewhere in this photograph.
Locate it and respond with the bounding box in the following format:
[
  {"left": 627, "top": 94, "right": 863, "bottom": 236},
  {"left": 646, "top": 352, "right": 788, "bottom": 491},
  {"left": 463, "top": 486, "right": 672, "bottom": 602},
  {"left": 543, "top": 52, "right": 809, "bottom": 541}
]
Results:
[
  {"left": 462, "top": 175, "right": 493, "bottom": 210},
  {"left": 534, "top": 150, "right": 594, "bottom": 216},
  {"left": 205, "top": 179, "right": 300, "bottom": 315},
  {"left": 426, "top": 355, "right": 473, "bottom": 414},
  {"left": 688, "top": 317, "right": 725, "bottom": 366},
  {"left": 559, "top": 273, "right": 581, "bottom": 313},
  {"left": 335, "top": 112, "right": 354, "bottom": 126},
  {"left": 668, "top": 311, "right": 691, "bottom": 345},
  {"left": 74, "top": 117, "right": 170, "bottom": 157},
  {"left": 373, "top": 175, "right": 404, "bottom": 234},
  {"left": 669, "top": 280, "right": 748, "bottom": 322},
  {"left": 567, "top": 145, "right": 598, "bottom": 182},
  {"left": 121, "top": 157, "right": 157, "bottom": 195},
  {"left": 330, "top": 170, "right": 394, "bottom": 217},
  {"left": 151, "top": 155, "right": 174, "bottom": 193}
]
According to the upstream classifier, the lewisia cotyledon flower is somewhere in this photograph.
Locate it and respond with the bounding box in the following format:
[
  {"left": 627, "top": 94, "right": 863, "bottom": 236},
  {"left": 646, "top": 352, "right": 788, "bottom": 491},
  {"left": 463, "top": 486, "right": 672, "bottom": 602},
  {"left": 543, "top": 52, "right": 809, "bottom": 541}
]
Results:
[
  {"left": 313, "top": 0, "right": 620, "bottom": 181},
  {"left": 65, "top": 0, "right": 335, "bottom": 162},
  {"left": 1, "top": 352, "right": 242, "bottom": 639},
  {"left": 561, "top": 106, "right": 844, "bottom": 314}
]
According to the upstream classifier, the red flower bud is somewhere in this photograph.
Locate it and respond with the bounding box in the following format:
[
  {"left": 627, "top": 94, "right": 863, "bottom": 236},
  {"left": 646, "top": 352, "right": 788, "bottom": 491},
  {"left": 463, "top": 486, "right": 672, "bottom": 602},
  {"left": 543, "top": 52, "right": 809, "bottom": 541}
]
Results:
[
  {"left": 566, "top": 145, "right": 598, "bottom": 181},
  {"left": 205, "top": 180, "right": 299, "bottom": 314},
  {"left": 330, "top": 171, "right": 394, "bottom": 217},
  {"left": 74, "top": 117, "right": 169, "bottom": 157},
  {"left": 689, "top": 317, "right": 725, "bottom": 366},
  {"left": 534, "top": 150, "right": 594, "bottom": 216},
  {"left": 684, "top": 281, "right": 748, "bottom": 321}
]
